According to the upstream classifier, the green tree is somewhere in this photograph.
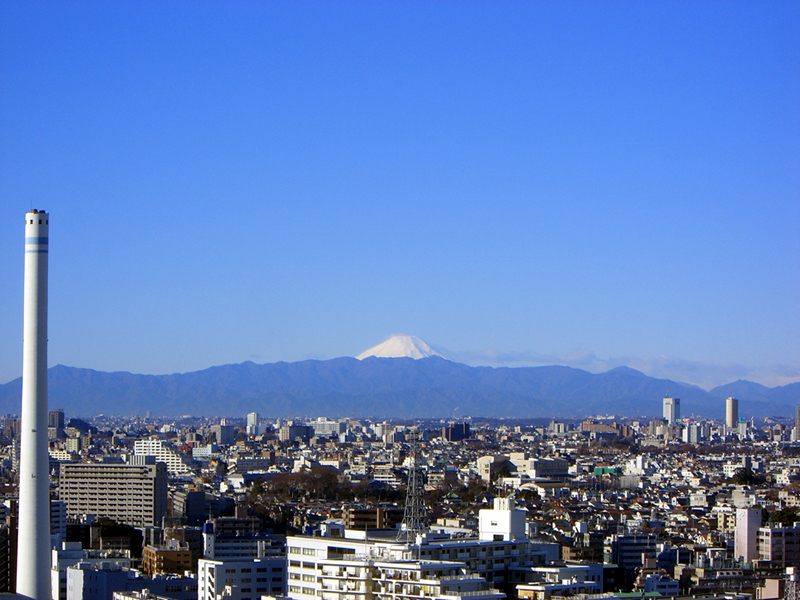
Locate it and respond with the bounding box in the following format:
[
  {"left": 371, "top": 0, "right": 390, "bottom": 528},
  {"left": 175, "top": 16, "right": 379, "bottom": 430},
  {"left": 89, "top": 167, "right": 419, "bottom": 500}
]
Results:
[
  {"left": 769, "top": 507, "right": 799, "bottom": 525},
  {"left": 729, "top": 468, "right": 766, "bottom": 485}
]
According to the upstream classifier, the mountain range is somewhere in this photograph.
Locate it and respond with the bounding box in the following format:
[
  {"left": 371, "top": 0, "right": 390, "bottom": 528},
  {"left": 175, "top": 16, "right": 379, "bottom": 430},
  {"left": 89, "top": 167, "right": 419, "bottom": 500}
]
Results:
[{"left": 1, "top": 357, "right": 798, "bottom": 419}]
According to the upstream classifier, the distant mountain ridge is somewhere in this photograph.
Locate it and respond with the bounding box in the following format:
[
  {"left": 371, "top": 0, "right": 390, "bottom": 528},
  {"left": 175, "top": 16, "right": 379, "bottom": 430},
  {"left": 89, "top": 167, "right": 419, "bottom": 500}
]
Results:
[{"left": 0, "top": 357, "right": 797, "bottom": 419}]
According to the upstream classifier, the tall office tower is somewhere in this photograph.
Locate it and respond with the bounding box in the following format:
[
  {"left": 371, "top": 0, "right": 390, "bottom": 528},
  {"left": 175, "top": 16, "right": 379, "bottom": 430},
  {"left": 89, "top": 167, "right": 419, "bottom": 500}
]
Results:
[
  {"left": 663, "top": 396, "right": 680, "bottom": 426},
  {"left": 48, "top": 408, "right": 64, "bottom": 430},
  {"left": 795, "top": 405, "right": 800, "bottom": 441},
  {"left": 726, "top": 397, "right": 739, "bottom": 429},
  {"left": 17, "top": 209, "right": 50, "bottom": 600},
  {"left": 246, "top": 411, "right": 260, "bottom": 436}
]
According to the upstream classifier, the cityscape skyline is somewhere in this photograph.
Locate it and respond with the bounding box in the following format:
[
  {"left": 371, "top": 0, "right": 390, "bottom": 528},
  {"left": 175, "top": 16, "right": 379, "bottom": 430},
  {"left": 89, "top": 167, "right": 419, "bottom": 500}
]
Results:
[{"left": 1, "top": 2, "right": 798, "bottom": 391}]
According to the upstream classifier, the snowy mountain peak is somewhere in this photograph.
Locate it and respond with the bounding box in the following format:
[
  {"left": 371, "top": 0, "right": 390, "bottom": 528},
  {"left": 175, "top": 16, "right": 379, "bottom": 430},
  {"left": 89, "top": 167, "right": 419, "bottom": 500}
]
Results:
[{"left": 356, "top": 335, "right": 449, "bottom": 360}]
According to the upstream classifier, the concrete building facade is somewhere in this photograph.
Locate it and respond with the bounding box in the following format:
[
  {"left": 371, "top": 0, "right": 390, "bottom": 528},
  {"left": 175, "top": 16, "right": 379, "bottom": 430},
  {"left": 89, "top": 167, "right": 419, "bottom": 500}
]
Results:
[
  {"left": 59, "top": 461, "right": 168, "bottom": 528},
  {"left": 662, "top": 396, "right": 680, "bottom": 426}
]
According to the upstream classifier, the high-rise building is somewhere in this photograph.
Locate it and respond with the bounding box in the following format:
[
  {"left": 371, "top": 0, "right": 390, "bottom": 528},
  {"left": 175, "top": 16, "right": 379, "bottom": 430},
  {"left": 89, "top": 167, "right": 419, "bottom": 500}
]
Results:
[
  {"left": 279, "top": 423, "right": 314, "bottom": 443},
  {"left": 134, "top": 439, "right": 193, "bottom": 474},
  {"left": 59, "top": 459, "right": 168, "bottom": 528},
  {"left": 311, "top": 417, "right": 346, "bottom": 437},
  {"left": 726, "top": 397, "right": 739, "bottom": 429},
  {"left": 735, "top": 507, "right": 762, "bottom": 564},
  {"left": 48, "top": 408, "right": 64, "bottom": 430},
  {"left": 663, "top": 396, "right": 680, "bottom": 426},
  {"left": 443, "top": 422, "right": 471, "bottom": 442},
  {"left": 246, "top": 412, "right": 267, "bottom": 436},
  {"left": 795, "top": 404, "right": 800, "bottom": 441},
  {"left": 0, "top": 501, "right": 18, "bottom": 593},
  {"left": 17, "top": 209, "right": 51, "bottom": 599},
  {"left": 210, "top": 424, "right": 235, "bottom": 446}
]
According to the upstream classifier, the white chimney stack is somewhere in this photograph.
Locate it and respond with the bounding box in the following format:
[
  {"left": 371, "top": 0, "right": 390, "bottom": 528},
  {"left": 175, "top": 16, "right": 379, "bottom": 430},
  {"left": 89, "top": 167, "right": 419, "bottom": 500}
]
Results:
[{"left": 17, "top": 209, "right": 51, "bottom": 599}]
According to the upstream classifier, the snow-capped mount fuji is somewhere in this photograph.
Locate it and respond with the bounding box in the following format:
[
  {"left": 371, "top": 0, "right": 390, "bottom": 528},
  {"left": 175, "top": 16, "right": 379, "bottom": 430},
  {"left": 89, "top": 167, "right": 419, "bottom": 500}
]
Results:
[{"left": 356, "top": 335, "right": 449, "bottom": 360}]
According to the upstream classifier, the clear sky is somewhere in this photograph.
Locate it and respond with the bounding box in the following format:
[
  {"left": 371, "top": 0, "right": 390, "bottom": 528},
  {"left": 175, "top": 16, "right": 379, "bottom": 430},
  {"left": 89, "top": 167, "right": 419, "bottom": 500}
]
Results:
[{"left": 1, "top": 1, "right": 798, "bottom": 390}]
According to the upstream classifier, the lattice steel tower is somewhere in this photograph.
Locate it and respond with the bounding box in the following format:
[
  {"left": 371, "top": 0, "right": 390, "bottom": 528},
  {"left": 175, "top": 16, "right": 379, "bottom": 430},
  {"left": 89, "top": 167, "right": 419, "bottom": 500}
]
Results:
[{"left": 398, "top": 429, "right": 427, "bottom": 541}]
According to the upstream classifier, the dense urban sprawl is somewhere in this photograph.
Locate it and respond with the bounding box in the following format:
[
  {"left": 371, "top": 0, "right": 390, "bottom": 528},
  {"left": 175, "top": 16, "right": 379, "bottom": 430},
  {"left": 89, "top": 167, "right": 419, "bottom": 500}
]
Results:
[{"left": 2, "top": 400, "right": 800, "bottom": 600}]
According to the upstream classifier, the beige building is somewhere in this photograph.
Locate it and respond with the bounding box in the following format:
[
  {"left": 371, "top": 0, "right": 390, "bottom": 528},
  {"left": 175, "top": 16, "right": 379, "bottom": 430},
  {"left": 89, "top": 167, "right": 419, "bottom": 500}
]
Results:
[
  {"left": 59, "top": 460, "right": 168, "bottom": 528},
  {"left": 142, "top": 542, "right": 192, "bottom": 577}
]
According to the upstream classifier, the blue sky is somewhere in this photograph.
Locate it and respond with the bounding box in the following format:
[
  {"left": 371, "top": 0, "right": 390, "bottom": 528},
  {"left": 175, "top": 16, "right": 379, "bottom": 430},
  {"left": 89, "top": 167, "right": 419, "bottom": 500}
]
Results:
[{"left": 1, "top": 1, "right": 798, "bottom": 389}]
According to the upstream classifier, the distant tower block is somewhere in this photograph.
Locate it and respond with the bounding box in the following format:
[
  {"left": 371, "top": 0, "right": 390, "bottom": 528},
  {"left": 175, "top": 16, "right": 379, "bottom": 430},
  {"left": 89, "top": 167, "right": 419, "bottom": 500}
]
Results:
[
  {"left": 726, "top": 397, "right": 739, "bottom": 429},
  {"left": 795, "top": 404, "right": 800, "bottom": 441},
  {"left": 663, "top": 395, "right": 680, "bottom": 426},
  {"left": 17, "top": 210, "right": 50, "bottom": 599}
]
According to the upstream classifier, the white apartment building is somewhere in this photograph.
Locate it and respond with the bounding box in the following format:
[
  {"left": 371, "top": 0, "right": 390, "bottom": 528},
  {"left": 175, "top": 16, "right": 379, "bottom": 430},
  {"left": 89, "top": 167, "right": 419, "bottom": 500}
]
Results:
[
  {"left": 286, "top": 540, "right": 505, "bottom": 600},
  {"left": 285, "top": 496, "right": 542, "bottom": 600},
  {"left": 198, "top": 557, "right": 286, "bottom": 600},
  {"left": 51, "top": 541, "right": 131, "bottom": 600},
  {"left": 312, "top": 417, "right": 347, "bottom": 437},
  {"left": 134, "top": 439, "right": 193, "bottom": 474},
  {"left": 735, "top": 507, "right": 762, "bottom": 564}
]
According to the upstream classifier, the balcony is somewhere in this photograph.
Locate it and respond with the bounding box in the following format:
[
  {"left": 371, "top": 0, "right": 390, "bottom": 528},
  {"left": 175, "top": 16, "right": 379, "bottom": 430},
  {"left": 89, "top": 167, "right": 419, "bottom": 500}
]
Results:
[{"left": 440, "top": 589, "right": 503, "bottom": 599}]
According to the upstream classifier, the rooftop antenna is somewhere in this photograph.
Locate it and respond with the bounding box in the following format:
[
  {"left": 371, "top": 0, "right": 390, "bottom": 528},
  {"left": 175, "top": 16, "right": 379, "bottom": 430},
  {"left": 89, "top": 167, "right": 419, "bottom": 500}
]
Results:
[{"left": 397, "top": 428, "right": 427, "bottom": 545}]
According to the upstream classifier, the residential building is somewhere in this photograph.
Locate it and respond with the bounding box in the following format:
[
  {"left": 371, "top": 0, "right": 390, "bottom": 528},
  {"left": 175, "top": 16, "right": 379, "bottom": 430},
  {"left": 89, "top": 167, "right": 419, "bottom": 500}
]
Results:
[
  {"left": 198, "top": 557, "right": 286, "bottom": 600},
  {"left": 50, "top": 542, "right": 131, "bottom": 600},
  {"left": 59, "top": 459, "right": 168, "bottom": 528},
  {"left": 66, "top": 563, "right": 197, "bottom": 600},
  {"left": 286, "top": 496, "right": 546, "bottom": 600},
  {"left": 142, "top": 541, "right": 192, "bottom": 577},
  {"left": 342, "top": 505, "right": 404, "bottom": 530},
  {"left": 735, "top": 507, "right": 762, "bottom": 564},
  {"left": 311, "top": 418, "right": 346, "bottom": 438},
  {"left": 133, "top": 439, "right": 193, "bottom": 474},
  {"left": 211, "top": 424, "right": 235, "bottom": 446},
  {"left": 758, "top": 523, "right": 800, "bottom": 568},
  {"left": 442, "top": 423, "right": 470, "bottom": 442}
]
